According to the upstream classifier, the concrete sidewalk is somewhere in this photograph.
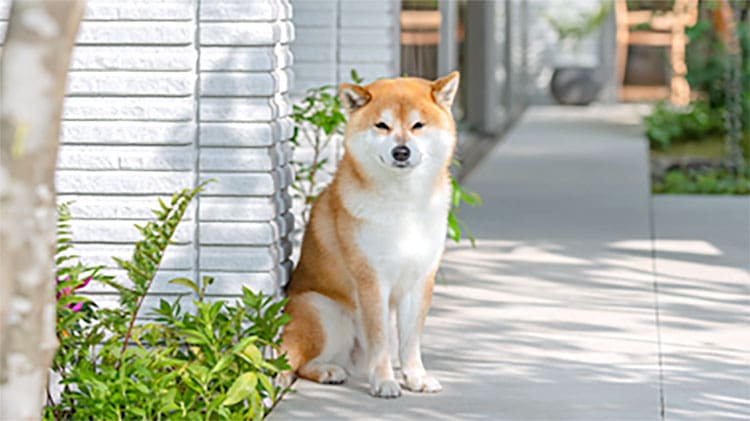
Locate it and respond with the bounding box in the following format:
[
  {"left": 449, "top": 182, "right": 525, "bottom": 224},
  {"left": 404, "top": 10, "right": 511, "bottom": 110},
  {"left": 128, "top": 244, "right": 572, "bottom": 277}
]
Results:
[{"left": 270, "top": 106, "right": 750, "bottom": 420}]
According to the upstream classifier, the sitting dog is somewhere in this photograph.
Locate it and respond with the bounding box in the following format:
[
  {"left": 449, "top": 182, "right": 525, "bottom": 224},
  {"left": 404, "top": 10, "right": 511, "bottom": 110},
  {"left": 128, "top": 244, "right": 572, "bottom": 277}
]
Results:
[{"left": 281, "top": 72, "right": 460, "bottom": 398}]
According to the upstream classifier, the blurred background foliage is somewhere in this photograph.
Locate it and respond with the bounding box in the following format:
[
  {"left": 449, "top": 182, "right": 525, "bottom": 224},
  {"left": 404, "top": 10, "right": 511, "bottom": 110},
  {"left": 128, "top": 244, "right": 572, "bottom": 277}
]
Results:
[{"left": 646, "top": 0, "right": 749, "bottom": 194}]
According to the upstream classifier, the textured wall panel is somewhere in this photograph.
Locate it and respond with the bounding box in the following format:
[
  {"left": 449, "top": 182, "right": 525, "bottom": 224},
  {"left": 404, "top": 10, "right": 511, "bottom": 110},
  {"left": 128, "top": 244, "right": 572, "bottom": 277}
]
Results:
[
  {"left": 1, "top": 0, "right": 296, "bottom": 306},
  {"left": 198, "top": 0, "right": 295, "bottom": 292}
]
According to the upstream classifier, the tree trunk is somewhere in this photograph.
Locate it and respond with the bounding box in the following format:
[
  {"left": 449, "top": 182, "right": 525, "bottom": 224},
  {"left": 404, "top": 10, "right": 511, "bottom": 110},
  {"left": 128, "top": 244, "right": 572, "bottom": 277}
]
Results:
[{"left": 0, "top": 1, "right": 84, "bottom": 419}]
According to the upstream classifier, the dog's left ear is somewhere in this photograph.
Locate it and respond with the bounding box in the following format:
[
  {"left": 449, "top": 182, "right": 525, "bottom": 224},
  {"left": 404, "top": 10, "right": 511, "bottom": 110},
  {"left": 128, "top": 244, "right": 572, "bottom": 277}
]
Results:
[{"left": 432, "top": 71, "right": 460, "bottom": 109}]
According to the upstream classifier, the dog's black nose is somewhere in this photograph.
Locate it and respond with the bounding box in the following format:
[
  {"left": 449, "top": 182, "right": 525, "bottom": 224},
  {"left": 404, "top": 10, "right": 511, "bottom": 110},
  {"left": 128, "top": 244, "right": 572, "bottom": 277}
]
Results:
[{"left": 391, "top": 145, "right": 410, "bottom": 162}]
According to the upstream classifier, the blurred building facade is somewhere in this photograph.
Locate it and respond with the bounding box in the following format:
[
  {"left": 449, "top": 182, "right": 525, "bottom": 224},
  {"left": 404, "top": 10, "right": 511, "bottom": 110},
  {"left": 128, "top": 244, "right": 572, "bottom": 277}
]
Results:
[{"left": 290, "top": 0, "right": 401, "bottom": 93}]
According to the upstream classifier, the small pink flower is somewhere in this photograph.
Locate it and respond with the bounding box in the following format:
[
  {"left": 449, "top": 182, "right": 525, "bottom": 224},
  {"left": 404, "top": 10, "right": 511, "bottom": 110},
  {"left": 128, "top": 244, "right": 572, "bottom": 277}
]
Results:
[
  {"left": 78, "top": 276, "right": 91, "bottom": 289},
  {"left": 55, "top": 276, "right": 91, "bottom": 312},
  {"left": 55, "top": 276, "right": 69, "bottom": 299}
]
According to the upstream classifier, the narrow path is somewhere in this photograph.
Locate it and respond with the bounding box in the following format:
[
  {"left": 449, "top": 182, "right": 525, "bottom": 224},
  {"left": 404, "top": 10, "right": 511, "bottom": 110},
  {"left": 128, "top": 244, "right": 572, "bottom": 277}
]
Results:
[{"left": 271, "top": 106, "right": 749, "bottom": 420}]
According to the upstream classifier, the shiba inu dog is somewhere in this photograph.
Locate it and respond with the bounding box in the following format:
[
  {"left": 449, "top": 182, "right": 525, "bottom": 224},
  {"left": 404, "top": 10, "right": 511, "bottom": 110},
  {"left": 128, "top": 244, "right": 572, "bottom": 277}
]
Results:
[{"left": 281, "top": 72, "right": 459, "bottom": 398}]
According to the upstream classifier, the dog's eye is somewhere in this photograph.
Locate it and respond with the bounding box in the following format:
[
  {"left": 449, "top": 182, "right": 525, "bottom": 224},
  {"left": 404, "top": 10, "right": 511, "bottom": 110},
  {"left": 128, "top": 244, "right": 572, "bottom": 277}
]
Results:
[
  {"left": 375, "top": 122, "right": 390, "bottom": 130},
  {"left": 412, "top": 122, "right": 424, "bottom": 130}
]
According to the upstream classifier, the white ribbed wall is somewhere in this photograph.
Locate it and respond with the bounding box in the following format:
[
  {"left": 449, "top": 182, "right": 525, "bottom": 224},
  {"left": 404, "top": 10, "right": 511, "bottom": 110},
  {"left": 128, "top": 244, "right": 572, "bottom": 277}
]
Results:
[
  {"left": 291, "top": 0, "right": 400, "bottom": 94},
  {"left": 0, "top": 0, "right": 295, "bottom": 307}
]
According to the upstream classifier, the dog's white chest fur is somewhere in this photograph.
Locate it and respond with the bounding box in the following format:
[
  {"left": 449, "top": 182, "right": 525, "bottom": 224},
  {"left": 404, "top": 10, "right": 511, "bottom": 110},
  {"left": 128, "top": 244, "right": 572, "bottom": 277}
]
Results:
[{"left": 349, "top": 178, "right": 450, "bottom": 298}]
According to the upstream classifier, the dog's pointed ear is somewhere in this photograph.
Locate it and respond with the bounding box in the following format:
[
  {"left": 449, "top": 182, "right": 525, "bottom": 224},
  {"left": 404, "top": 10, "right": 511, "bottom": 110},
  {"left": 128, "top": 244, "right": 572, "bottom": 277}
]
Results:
[
  {"left": 432, "top": 71, "right": 460, "bottom": 109},
  {"left": 338, "top": 84, "right": 371, "bottom": 114}
]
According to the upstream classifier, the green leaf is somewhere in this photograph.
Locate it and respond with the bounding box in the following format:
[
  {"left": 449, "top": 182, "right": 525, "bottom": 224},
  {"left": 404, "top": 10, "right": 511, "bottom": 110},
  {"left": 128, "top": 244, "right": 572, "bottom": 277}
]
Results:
[
  {"left": 459, "top": 189, "right": 482, "bottom": 207},
  {"left": 222, "top": 372, "right": 258, "bottom": 406},
  {"left": 168, "top": 277, "right": 199, "bottom": 295},
  {"left": 447, "top": 211, "right": 460, "bottom": 243},
  {"left": 242, "top": 344, "right": 263, "bottom": 366},
  {"left": 350, "top": 68, "right": 363, "bottom": 84},
  {"left": 158, "top": 197, "right": 169, "bottom": 212},
  {"left": 258, "top": 373, "right": 276, "bottom": 402},
  {"left": 209, "top": 354, "right": 233, "bottom": 376},
  {"left": 129, "top": 406, "right": 146, "bottom": 417},
  {"left": 161, "top": 401, "right": 179, "bottom": 413},
  {"left": 250, "top": 390, "right": 263, "bottom": 421},
  {"left": 216, "top": 407, "right": 231, "bottom": 419},
  {"left": 182, "top": 330, "right": 208, "bottom": 345},
  {"left": 187, "top": 364, "right": 210, "bottom": 386},
  {"left": 57, "top": 294, "right": 90, "bottom": 308},
  {"left": 232, "top": 336, "right": 259, "bottom": 354}
]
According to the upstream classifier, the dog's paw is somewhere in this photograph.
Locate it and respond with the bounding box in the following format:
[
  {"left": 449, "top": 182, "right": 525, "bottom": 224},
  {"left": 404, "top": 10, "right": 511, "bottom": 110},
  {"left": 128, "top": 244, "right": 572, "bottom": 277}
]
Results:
[
  {"left": 403, "top": 373, "right": 442, "bottom": 393},
  {"left": 277, "top": 371, "right": 295, "bottom": 389},
  {"left": 317, "top": 364, "right": 348, "bottom": 385},
  {"left": 370, "top": 378, "right": 402, "bottom": 398}
]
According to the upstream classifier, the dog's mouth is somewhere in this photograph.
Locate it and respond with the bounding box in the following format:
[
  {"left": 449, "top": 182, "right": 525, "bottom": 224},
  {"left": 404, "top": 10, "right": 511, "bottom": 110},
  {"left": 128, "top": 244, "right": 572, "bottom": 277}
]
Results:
[{"left": 379, "top": 156, "right": 413, "bottom": 170}]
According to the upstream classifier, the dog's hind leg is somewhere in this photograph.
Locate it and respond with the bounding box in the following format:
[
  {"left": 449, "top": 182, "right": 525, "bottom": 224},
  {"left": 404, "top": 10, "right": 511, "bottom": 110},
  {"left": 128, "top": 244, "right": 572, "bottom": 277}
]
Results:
[{"left": 281, "top": 292, "right": 354, "bottom": 385}]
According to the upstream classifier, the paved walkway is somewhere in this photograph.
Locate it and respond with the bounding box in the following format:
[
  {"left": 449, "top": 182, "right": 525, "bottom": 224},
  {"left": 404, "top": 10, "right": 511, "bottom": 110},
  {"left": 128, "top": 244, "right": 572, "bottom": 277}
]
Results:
[{"left": 271, "top": 106, "right": 749, "bottom": 420}]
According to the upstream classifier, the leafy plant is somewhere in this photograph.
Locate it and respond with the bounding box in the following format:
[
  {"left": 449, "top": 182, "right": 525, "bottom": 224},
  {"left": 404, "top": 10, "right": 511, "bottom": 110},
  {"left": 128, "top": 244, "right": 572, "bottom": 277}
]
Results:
[
  {"left": 653, "top": 166, "right": 750, "bottom": 194},
  {"left": 45, "top": 182, "right": 290, "bottom": 420},
  {"left": 447, "top": 162, "right": 481, "bottom": 247},
  {"left": 290, "top": 70, "right": 481, "bottom": 246},
  {"left": 544, "top": 1, "right": 611, "bottom": 45},
  {"left": 289, "top": 72, "right": 359, "bottom": 225},
  {"left": 49, "top": 203, "right": 114, "bottom": 417},
  {"left": 644, "top": 101, "right": 725, "bottom": 150}
]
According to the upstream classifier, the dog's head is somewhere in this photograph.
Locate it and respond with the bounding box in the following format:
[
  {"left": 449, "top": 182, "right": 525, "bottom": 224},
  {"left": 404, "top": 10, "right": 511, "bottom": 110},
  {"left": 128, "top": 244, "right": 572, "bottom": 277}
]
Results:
[{"left": 338, "top": 72, "right": 459, "bottom": 173}]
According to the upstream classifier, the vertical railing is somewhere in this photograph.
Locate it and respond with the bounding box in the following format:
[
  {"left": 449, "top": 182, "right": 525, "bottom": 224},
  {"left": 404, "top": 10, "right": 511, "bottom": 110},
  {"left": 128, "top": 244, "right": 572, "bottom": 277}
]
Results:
[{"left": 463, "top": 0, "right": 529, "bottom": 136}]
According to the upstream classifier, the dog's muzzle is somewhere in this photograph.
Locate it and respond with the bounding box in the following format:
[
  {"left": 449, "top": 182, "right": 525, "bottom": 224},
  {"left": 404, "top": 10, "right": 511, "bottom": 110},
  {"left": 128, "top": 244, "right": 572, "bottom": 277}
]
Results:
[{"left": 379, "top": 142, "right": 420, "bottom": 169}]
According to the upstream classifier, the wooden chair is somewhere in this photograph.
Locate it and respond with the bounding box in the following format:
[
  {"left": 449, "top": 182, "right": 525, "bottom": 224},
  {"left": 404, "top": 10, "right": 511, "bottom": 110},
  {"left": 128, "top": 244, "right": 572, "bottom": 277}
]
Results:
[{"left": 615, "top": 0, "right": 698, "bottom": 105}]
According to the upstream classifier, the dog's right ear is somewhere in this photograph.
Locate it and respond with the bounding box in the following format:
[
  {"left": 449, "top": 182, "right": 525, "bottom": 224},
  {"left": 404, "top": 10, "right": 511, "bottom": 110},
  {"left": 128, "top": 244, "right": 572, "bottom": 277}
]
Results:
[{"left": 338, "top": 84, "right": 371, "bottom": 114}]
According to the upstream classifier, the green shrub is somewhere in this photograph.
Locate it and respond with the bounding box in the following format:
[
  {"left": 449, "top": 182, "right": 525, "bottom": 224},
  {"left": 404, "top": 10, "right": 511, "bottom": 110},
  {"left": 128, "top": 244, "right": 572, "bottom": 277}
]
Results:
[
  {"left": 46, "top": 183, "right": 289, "bottom": 420},
  {"left": 644, "top": 101, "right": 725, "bottom": 150},
  {"left": 653, "top": 167, "right": 750, "bottom": 194}
]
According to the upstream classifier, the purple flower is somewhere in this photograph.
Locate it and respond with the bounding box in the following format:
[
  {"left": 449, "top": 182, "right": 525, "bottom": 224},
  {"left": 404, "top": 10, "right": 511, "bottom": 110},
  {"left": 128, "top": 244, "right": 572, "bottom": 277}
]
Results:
[
  {"left": 55, "top": 276, "right": 69, "bottom": 300},
  {"left": 55, "top": 276, "right": 91, "bottom": 312}
]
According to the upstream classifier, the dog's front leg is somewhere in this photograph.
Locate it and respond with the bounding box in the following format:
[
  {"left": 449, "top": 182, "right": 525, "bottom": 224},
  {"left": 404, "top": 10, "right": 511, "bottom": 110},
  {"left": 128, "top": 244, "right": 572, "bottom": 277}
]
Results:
[
  {"left": 398, "top": 274, "right": 442, "bottom": 393},
  {"left": 359, "top": 282, "right": 401, "bottom": 398}
]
